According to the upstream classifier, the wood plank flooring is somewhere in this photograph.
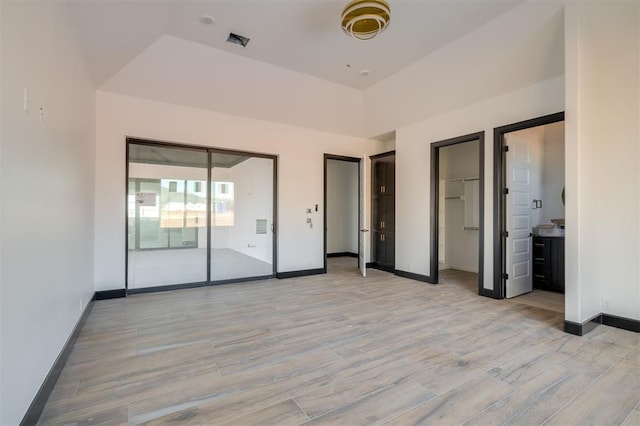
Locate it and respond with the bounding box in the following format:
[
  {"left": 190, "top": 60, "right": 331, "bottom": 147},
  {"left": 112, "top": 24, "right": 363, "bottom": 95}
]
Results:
[
  {"left": 439, "top": 268, "right": 565, "bottom": 314},
  {"left": 38, "top": 258, "right": 639, "bottom": 425}
]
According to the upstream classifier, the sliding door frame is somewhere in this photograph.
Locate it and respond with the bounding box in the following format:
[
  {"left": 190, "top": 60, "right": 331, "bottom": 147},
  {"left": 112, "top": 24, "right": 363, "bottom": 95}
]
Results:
[{"left": 125, "top": 137, "right": 278, "bottom": 293}]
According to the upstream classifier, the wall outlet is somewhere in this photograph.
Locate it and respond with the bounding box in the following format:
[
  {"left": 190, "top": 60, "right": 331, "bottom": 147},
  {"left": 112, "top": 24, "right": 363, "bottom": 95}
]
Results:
[
  {"left": 601, "top": 299, "right": 610, "bottom": 311},
  {"left": 80, "top": 297, "right": 84, "bottom": 311}
]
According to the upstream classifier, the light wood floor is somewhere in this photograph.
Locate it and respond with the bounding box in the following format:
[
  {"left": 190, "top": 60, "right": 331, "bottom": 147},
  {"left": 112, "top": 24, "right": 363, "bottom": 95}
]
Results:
[
  {"left": 39, "top": 258, "right": 639, "bottom": 425},
  {"left": 438, "top": 268, "right": 566, "bottom": 314}
]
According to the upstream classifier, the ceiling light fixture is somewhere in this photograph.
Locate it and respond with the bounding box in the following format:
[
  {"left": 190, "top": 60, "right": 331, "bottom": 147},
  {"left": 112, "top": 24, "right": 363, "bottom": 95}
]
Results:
[{"left": 341, "top": 0, "right": 391, "bottom": 41}]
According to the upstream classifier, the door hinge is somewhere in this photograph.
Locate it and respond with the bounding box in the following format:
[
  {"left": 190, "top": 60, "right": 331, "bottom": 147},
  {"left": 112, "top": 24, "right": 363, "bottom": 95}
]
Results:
[
  {"left": 503, "top": 145, "right": 509, "bottom": 152},
  {"left": 503, "top": 188, "right": 509, "bottom": 195},
  {"left": 502, "top": 273, "right": 509, "bottom": 280},
  {"left": 502, "top": 231, "right": 509, "bottom": 238}
]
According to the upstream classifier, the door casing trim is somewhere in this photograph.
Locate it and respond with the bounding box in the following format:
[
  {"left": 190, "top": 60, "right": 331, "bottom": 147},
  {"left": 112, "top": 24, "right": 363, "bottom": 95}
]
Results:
[
  {"left": 492, "top": 112, "right": 565, "bottom": 299},
  {"left": 323, "top": 154, "right": 362, "bottom": 273},
  {"left": 429, "top": 132, "right": 485, "bottom": 291}
]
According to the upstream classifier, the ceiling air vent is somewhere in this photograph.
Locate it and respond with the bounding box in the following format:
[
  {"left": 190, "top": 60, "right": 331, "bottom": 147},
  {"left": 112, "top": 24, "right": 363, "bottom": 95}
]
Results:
[{"left": 227, "top": 32, "right": 250, "bottom": 48}]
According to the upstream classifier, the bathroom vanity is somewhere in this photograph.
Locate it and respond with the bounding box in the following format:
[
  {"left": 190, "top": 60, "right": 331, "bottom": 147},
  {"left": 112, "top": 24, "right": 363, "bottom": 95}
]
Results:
[{"left": 532, "top": 236, "right": 565, "bottom": 293}]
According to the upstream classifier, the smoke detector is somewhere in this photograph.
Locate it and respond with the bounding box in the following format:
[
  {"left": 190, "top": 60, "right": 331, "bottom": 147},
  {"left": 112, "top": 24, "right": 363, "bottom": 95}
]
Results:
[{"left": 199, "top": 15, "right": 215, "bottom": 26}]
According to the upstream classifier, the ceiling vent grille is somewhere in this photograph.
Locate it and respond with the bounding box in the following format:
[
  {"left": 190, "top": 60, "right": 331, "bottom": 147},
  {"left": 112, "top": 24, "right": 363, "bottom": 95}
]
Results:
[{"left": 227, "top": 33, "right": 250, "bottom": 48}]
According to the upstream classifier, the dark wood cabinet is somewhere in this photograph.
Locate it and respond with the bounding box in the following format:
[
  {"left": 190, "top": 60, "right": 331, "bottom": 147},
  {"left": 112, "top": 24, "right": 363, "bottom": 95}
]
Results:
[
  {"left": 373, "top": 158, "right": 395, "bottom": 196},
  {"left": 532, "top": 236, "right": 564, "bottom": 293},
  {"left": 371, "top": 153, "right": 395, "bottom": 271}
]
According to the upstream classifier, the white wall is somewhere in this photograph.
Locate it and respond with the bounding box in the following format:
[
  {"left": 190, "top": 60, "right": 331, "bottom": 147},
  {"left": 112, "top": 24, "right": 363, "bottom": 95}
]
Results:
[
  {"left": 0, "top": 2, "right": 96, "bottom": 424},
  {"left": 0, "top": 0, "right": 4, "bottom": 416},
  {"left": 95, "top": 91, "right": 383, "bottom": 291},
  {"left": 227, "top": 157, "right": 274, "bottom": 263},
  {"left": 440, "top": 141, "right": 480, "bottom": 273},
  {"left": 210, "top": 167, "right": 232, "bottom": 250},
  {"left": 542, "top": 122, "right": 565, "bottom": 223},
  {"left": 326, "top": 160, "right": 358, "bottom": 254},
  {"left": 565, "top": 1, "right": 640, "bottom": 323},
  {"left": 383, "top": 139, "right": 396, "bottom": 152},
  {"left": 395, "top": 75, "right": 564, "bottom": 289},
  {"left": 364, "top": 1, "right": 564, "bottom": 137}
]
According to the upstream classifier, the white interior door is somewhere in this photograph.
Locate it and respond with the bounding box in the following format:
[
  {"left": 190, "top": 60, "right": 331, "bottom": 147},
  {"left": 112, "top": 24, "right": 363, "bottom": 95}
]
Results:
[
  {"left": 505, "top": 137, "right": 533, "bottom": 298},
  {"left": 359, "top": 156, "right": 368, "bottom": 277}
]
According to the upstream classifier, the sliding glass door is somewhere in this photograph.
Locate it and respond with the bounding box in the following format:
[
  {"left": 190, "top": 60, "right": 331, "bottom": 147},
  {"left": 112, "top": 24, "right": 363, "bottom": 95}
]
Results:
[
  {"left": 210, "top": 153, "right": 274, "bottom": 281},
  {"left": 127, "top": 143, "right": 208, "bottom": 289},
  {"left": 126, "top": 140, "right": 276, "bottom": 291}
]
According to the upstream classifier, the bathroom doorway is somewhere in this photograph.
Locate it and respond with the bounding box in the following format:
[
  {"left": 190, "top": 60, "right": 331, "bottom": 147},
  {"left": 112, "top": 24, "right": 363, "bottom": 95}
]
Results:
[{"left": 494, "top": 112, "right": 565, "bottom": 311}]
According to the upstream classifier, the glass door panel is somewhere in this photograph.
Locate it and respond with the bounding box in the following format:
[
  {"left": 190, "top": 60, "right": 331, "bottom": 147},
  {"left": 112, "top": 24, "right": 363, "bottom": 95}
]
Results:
[
  {"left": 127, "top": 142, "right": 276, "bottom": 291},
  {"left": 210, "top": 153, "right": 274, "bottom": 282},
  {"left": 127, "top": 143, "right": 208, "bottom": 289},
  {"left": 127, "top": 180, "right": 136, "bottom": 250},
  {"left": 138, "top": 180, "right": 166, "bottom": 249}
]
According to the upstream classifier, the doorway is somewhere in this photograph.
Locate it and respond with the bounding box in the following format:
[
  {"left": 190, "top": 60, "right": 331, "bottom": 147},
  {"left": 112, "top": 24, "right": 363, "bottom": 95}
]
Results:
[
  {"left": 323, "top": 154, "right": 363, "bottom": 275},
  {"left": 429, "top": 132, "right": 485, "bottom": 291},
  {"left": 493, "top": 112, "right": 565, "bottom": 306},
  {"left": 126, "top": 139, "right": 278, "bottom": 293}
]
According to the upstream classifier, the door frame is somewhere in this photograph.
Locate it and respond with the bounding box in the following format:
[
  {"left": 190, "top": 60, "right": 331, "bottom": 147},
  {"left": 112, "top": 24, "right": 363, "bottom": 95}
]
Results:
[
  {"left": 125, "top": 137, "right": 279, "bottom": 293},
  {"left": 429, "top": 132, "right": 485, "bottom": 290},
  {"left": 492, "top": 112, "right": 564, "bottom": 299},
  {"left": 323, "top": 154, "right": 362, "bottom": 273}
]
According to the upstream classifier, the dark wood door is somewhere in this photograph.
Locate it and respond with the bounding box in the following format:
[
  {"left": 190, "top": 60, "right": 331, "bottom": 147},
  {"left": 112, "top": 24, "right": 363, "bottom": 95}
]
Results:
[{"left": 371, "top": 153, "right": 395, "bottom": 270}]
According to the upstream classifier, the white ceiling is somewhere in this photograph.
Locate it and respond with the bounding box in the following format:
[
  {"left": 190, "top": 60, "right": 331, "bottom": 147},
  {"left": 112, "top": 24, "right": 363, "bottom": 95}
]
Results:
[{"left": 68, "top": 0, "right": 524, "bottom": 90}]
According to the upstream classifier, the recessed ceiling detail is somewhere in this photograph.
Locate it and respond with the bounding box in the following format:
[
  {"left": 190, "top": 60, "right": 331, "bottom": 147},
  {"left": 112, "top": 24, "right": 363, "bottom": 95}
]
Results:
[{"left": 67, "top": 1, "right": 526, "bottom": 90}]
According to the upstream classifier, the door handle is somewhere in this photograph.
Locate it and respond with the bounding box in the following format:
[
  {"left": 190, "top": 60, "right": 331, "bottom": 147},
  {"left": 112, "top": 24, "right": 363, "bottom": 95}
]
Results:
[
  {"left": 360, "top": 229, "right": 369, "bottom": 232},
  {"left": 271, "top": 223, "right": 276, "bottom": 233}
]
